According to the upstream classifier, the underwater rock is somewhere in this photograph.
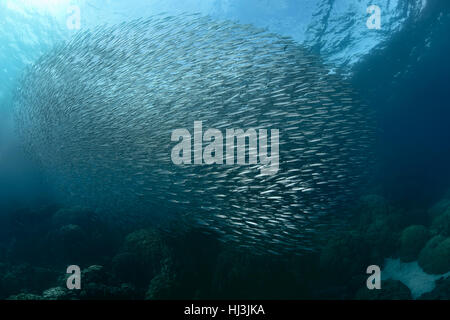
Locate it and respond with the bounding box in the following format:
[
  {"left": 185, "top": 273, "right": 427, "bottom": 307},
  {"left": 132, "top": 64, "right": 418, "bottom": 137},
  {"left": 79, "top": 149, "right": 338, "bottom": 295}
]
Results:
[
  {"left": 418, "top": 235, "right": 450, "bottom": 274},
  {"left": 399, "top": 225, "right": 429, "bottom": 262},
  {"left": 319, "top": 232, "right": 370, "bottom": 284},
  {"left": 79, "top": 282, "right": 137, "bottom": 300},
  {"left": 57, "top": 224, "right": 88, "bottom": 245},
  {"left": 165, "top": 228, "right": 223, "bottom": 299},
  {"left": 363, "top": 215, "right": 401, "bottom": 264},
  {"left": 419, "top": 275, "right": 450, "bottom": 300},
  {"left": 82, "top": 265, "right": 108, "bottom": 284},
  {"left": 7, "top": 293, "right": 43, "bottom": 300},
  {"left": 0, "top": 264, "right": 58, "bottom": 299},
  {"left": 382, "top": 258, "right": 446, "bottom": 299},
  {"left": 48, "top": 264, "right": 138, "bottom": 300},
  {"left": 46, "top": 207, "right": 119, "bottom": 265},
  {"left": 355, "top": 279, "right": 412, "bottom": 300},
  {"left": 428, "top": 197, "right": 450, "bottom": 219},
  {"left": 14, "top": 14, "right": 374, "bottom": 254},
  {"left": 114, "top": 229, "right": 170, "bottom": 287},
  {"left": 430, "top": 208, "right": 450, "bottom": 237},
  {"left": 213, "top": 249, "right": 279, "bottom": 299},
  {"left": 145, "top": 258, "right": 178, "bottom": 300},
  {"left": 212, "top": 248, "right": 308, "bottom": 299},
  {"left": 111, "top": 252, "right": 141, "bottom": 284},
  {"left": 51, "top": 207, "right": 98, "bottom": 229},
  {"left": 353, "top": 195, "right": 413, "bottom": 263},
  {"left": 0, "top": 262, "right": 7, "bottom": 275},
  {"left": 75, "top": 265, "right": 138, "bottom": 300},
  {"left": 47, "top": 224, "right": 89, "bottom": 264},
  {"left": 42, "top": 286, "right": 74, "bottom": 300}
]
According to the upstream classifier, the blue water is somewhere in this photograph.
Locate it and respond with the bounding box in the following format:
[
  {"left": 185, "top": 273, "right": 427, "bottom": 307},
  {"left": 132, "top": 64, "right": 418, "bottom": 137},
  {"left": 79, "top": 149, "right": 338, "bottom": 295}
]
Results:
[
  {"left": 2, "top": 0, "right": 449, "bottom": 209},
  {"left": 0, "top": 0, "right": 449, "bottom": 300}
]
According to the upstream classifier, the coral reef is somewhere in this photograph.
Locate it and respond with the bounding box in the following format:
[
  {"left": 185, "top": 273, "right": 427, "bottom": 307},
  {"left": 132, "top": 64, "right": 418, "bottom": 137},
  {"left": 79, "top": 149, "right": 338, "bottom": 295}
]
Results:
[
  {"left": 428, "top": 197, "right": 450, "bottom": 219},
  {"left": 399, "top": 225, "right": 429, "bottom": 262},
  {"left": 112, "top": 229, "right": 171, "bottom": 288},
  {"left": 145, "top": 258, "right": 178, "bottom": 300},
  {"left": 418, "top": 236, "right": 450, "bottom": 275},
  {"left": 430, "top": 208, "right": 450, "bottom": 237},
  {"left": 355, "top": 279, "right": 412, "bottom": 300},
  {"left": 1, "top": 191, "right": 450, "bottom": 300},
  {"left": 419, "top": 275, "right": 450, "bottom": 300}
]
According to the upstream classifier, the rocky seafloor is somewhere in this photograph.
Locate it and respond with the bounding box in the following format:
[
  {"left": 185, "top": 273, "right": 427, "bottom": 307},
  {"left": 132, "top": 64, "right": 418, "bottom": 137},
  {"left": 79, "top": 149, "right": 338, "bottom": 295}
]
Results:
[{"left": 0, "top": 191, "right": 449, "bottom": 300}]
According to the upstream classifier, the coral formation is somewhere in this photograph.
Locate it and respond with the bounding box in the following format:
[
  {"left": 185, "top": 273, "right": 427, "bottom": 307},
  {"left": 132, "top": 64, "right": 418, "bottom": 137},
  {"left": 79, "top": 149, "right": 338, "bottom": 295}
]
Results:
[
  {"left": 355, "top": 279, "right": 412, "bottom": 300},
  {"left": 418, "top": 236, "right": 450, "bottom": 275},
  {"left": 1, "top": 191, "right": 450, "bottom": 300},
  {"left": 399, "top": 225, "right": 429, "bottom": 262}
]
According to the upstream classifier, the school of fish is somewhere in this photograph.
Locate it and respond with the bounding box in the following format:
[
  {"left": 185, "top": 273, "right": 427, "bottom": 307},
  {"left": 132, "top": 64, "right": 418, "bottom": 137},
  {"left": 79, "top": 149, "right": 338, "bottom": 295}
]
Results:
[{"left": 13, "top": 14, "right": 374, "bottom": 254}]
